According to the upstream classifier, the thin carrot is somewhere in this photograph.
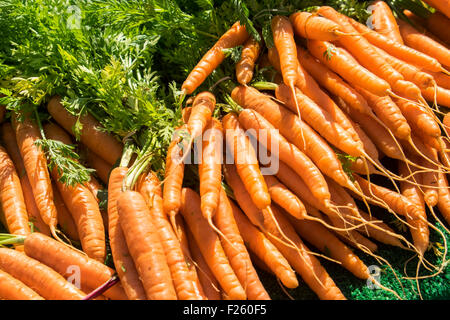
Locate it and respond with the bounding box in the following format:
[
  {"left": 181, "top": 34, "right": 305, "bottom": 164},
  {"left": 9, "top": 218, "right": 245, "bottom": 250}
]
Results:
[
  {"left": 290, "top": 11, "right": 348, "bottom": 41},
  {"left": 421, "top": 85, "right": 450, "bottom": 108},
  {"left": 215, "top": 188, "right": 270, "bottom": 300},
  {"left": 370, "top": 1, "right": 404, "bottom": 44},
  {"left": 182, "top": 21, "right": 249, "bottom": 95},
  {"left": 138, "top": 171, "right": 201, "bottom": 300},
  {"left": 427, "top": 71, "right": 450, "bottom": 90},
  {"left": 236, "top": 36, "right": 262, "bottom": 85},
  {"left": 0, "top": 123, "right": 50, "bottom": 236},
  {"left": 118, "top": 190, "right": 177, "bottom": 300},
  {"left": 47, "top": 96, "right": 123, "bottom": 165},
  {"left": 44, "top": 123, "right": 106, "bottom": 262},
  {"left": 437, "top": 170, "right": 450, "bottom": 225},
  {"left": 0, "top": 269, "right": 44, "bottom": 300},
  {"left": 180, "top": 188, "right": 247, "bottom": 300},
  {"left": 108, "top": 167, "right": 147, "bottom": 300},
  {"left": 0, "top": 248, "right": 85, "bottom": 300},
  {"left": 397, "top": 18, "right": 450, "bottom": 68},
  {"left": 419, "top": 152, "right": 439, "bottom": 207},
  {"left": 52, "top": 182, "right": 79, "bottom": 241},
  {"left": 222, "top": 113, "right": 271, "bottom": 210},
  {"left": 11, "top": 112, "right": 59, "bottom": 239}
]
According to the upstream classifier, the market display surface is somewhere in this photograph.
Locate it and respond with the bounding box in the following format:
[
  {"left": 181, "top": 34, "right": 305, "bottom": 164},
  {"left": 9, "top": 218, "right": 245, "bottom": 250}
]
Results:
[{"left": 0, "top": 0, "right": 449, "bottom": 300}]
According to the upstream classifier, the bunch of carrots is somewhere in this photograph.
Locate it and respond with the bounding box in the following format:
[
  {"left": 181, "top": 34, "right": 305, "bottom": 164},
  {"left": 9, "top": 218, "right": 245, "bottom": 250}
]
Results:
[{"left": 0, "top": 1, "right": 450, "bottom": 300}]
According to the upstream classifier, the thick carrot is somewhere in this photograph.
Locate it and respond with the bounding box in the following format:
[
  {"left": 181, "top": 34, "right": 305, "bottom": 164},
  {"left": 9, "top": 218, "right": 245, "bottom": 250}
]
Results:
[
  {"left": 81, "top": 145, "right": 112, "bottom": 185},
  {"left": 199, "top": 118, "right": 223, "bottom": 221},
  {"left": 398, "top": 161, "right": 429, "bottom": 255},
  {"left": 182, "top": 21, "right": 249, "bottom": 94},
  {"left": 108, "top": 167, "right": 147, "bottom": 300},
  {"left": 0, "top": 269, "right": 44, "bottom": 300},
  {"left": 286, "top": 209, "right": 369, "bottom": 279},
  {"left": 138, "top": 171, "right": 201, "bottom": 300},
  {"left": 215, "top": 188, "right": 270, "bottom": 300},
  {"left": 290, "top": 11, "right": 345, "bottom": 41},
  {"left": 230, "top": 85, "right": 351, "bottom": 189},
  {"left": 0, "top": 145, "right": 30, "bottom": 239},
  {"left": 118, "top": 190, "right": 177, "bottom": 300},
  {"left": 275, "top": 84, "right": 362, "bottom": 157},
  {"left": 11, "top": 112, "right": 58, "bottom": 238},
  {"left": 44, "top": 123, "right": 106, "bottom": 262},
  {"left": 236, "top": 36, "right": 261, "bottom": 85},
  {"left": 370, "top": 1, "right": 404, "bottom": 44},
  {"left": 422, "top": 0, "right": 450, "bottom": 20},
  {"left": 307, "top": 40, "right": 390, "bottom": 96},
  {"left": 354, "top": 86, "right": 411, "bottom": 140},
  {"left": 397, "top": 18, "right": 450, "bottom": 68},
  {"left": 348, "top": 17, "right": 444, "bottom": 72},
  {"left": 222, "top": 113, "right": 271, "bottom": 210},
  {"left": 23, "top": 232, "right": 127, "bottom": 300},
  {"left": 180, "top": 188, "right": 247, "bottom": 300},
  {"left": 238, "top": 108, "right": 330, "bottom": 204},
  {"left": 47, "top": 96, "right": 123, "bottom": 165},
  {"left": 184, "top": 223, "right": 222, "bottom": 300},
  {"left": 52, "top": 182, "right": 79, "bottom": 241},
  {"left": 0, "top": 248, "right": 85, "bottom": 300},
  {"left": 263, "top": 175, "right": 307, "bottom": 220},
  {"left": 0, "top": 123, "right": 50, "bottom": 236},
  {"left": 426, "top": 12, "right": 450, "bottom": 45},
  {"left": 296, "top": 47, "right": 371, "bottom": 115},
  {"left": 230, "top": 198, "right": 298, "bottom": 289}
]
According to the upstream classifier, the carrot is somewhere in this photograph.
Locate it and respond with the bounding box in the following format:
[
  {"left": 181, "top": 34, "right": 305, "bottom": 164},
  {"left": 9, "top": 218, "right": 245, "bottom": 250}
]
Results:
[
  {"left": 0, "top": 145, "right": 30, "bottom": 240},
  {"left": 397, "top": 18, "right": 450, "bottom": 68},
  {"left": 22, "top": 232, "right": 127, "bottom": 300},
  {"left": 83, "top": 175, "right": 108, "bottom": 232},
  {"left": 372, "top": 46, "right": 436, "bottom": 90},
  {"left": 108, "top": 167, "right": 147, "bottom": 300},
  {"left": 422, "top": 0, "right": 450, "bottom": 20},
  {"left": 263, "top": 175, "right": 307, "bottom": 220},
  {"left": 215, "top": 188, "right": 270, "bottom": 300},
  {"left": 81, "top": 144, "right": 112, "bottom": 185},
  {"left": 286, "top": 209, "right": 369, "bottom": 279},
  {"left": 0, "top": 123, "right": 50, "bottom": 236},
  {"left": 52, "top": 182, "right": 79, "bottom": 241},
  {"left": 307, "top": 40, "right": 390, "bottom": 96},
  {"left": 180, "top": 188, "right": 247, "bottom": 300},
  {"left": 318, "top": 6, "right": 422, "bottom": 101},
  {"left": 11, "top": 112, "right": 59, "bottom": 239},
  {"left": 237, "top": 108, "right": 331, "bottom": 204},
  {"left": 426, "top": 12, "right": 450, "bottom": 45},
  {"left": 398, "top": 161, "right": 430, "bottom": 255},
  {"left": 354, "top": 86, "right": 411, "bottom": 140},
  {"left": 199, "top": 118, "right": 223, "bottom": 223},
  {"left": 370, "top": 1, "right": 404, "bottom": 44},
  {"left": 187, "top": 92, "right": 216, "bottom": 143},
  {"left": 289, "top": 11, "right": 348, "bottom": 41},
  {"left": 0, "top": 269, "right": 44, "bottom": 300},
  {"left": 118, "top": 190, "right": 177, "bottom": 300},
  {"left": 182, "top": 107, "right": 192, "bottom": 124},
  {"left": 230, "top": 85, "right": 351, "bottom": 189},
  {"left": 0, "top": 248, "right": 85, "bottom": 300},
  {"left": 236, "top": 36, "right": 261, "bottom": 85},
  {"left": 184, "top": 223, "right": 222, "bottom": 300},
  {"left": 419, "top": 152, "right": 439, "bottom": 207},
  {"left": 427, "top": 71, "right": 450, "bottom": 90},
  {"left": 230, "top": 197, "right": 298, "bottom": 289},
  {"left": 421, "top": 85, "right": 450, "bottom": 107},
  {"left": 296, "top": 47, "right": 372, "bottom": 115},
  {"left": 437, "top": 170, "right": 450, "bottom": 225},
  {"left": 222, "top": 113, "right": 271, "bottom": 210},
  {"left": 349, "top": 119, "right": 380, "bottom": 162},
  {"left": 138, "top": 171, "right": 201, "bottom": 300},
  {"left": 182, "top": 21, "right": 249, "bottom": 95},
  {"left": 275, "top": 84, "right": 363, "bottom": 157},
  {"left": 47, "top": 96, "right": 123, "bottom": 165},
  {"left": 44, "top": 123, "right": 106, "bottom": 262}
]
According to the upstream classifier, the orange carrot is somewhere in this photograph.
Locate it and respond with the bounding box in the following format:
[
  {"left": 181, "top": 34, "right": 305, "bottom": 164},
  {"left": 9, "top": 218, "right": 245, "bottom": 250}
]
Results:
[
  {"left": 108, "top": 167, "right": 147, "bottom": 300},
  {"left": 421, "top": 84, "right": 450, "bottom": 107},
  {"left": 180, "top": 188, "right": 247, "bottom": 300},
  {"left": 182, "top": 22, "right": 249, "bottom": 95},
  {"left": 426, "top": 12, "right": 450, "bottom": 45},
  {"left": 47, "top": 96, "right": 123, "bottom": 165},
  {"left": 52, "top": 182, "right": 79, "bottom": 241},
  {"left": 118, "top": 190, "right": 177, "bottom": 300},
  {"left": 290, "top": 11, "right": 346, "bottom": 41},
  {"left": 81, "top": 145, "right": 112, "bottom": 185},
  {"left": 0, "top": 269, "right": 44, "bottom": 300},
  {"left": 422, "top": 0, "right": 450, "bottom": 20},
  {"left": 427, "top": 71, "right": 450, "bottom": 90},
  {"left": 0, "top": 248, "right": 85, "bottom": 300},
  {"left": 236, "top": 36, "right": 262, "bottom": 85},
  {"left": 370, "top": 1, "right": 404, "bottom": 44},
  {"left": 437, "top": 170, "right": 450, "bottom": 225}
]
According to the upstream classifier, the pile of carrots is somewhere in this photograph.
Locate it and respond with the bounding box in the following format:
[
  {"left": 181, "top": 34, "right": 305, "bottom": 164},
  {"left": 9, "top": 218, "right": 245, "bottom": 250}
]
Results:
[{"left": 0, "top": 1, "right": 450, "bottom": 300}]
